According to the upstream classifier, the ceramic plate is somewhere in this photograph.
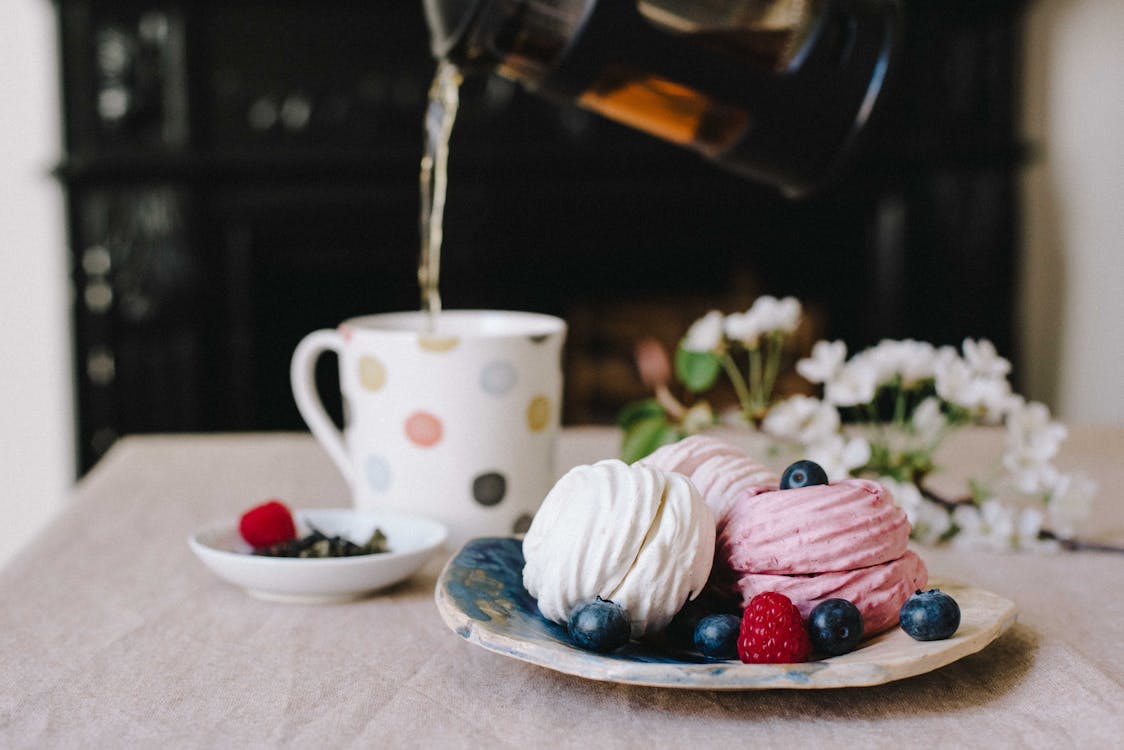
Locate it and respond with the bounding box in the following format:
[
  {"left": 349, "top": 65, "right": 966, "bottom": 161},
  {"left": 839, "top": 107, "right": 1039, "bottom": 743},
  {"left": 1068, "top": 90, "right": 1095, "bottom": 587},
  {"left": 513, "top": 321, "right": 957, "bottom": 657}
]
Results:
[
  {"left": 435, "top": 537, "right": 1018, "bottom": 690},
  {"left": 190, "top": 508, "right": 447, "bottom": 603}
]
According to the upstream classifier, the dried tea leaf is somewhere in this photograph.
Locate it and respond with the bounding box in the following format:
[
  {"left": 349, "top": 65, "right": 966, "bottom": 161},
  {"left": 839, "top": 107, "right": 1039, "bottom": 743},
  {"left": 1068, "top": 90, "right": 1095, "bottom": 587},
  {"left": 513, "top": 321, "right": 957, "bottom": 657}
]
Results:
[{"left": 251, "top": 524, "right": 390, "bottom": 557}]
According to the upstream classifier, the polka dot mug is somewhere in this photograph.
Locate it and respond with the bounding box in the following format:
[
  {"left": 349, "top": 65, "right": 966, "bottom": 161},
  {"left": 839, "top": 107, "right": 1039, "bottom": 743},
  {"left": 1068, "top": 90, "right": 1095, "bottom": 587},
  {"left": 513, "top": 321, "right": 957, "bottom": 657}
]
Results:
[{"left": 291, "top": 310, "right": 566, "bottom": 548}]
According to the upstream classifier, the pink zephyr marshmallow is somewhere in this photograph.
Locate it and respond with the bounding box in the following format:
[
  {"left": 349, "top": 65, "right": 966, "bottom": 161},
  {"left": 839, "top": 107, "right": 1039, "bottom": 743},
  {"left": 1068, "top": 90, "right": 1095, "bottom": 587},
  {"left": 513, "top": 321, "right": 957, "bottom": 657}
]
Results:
[
  {"left": 640, "top": 435, "right": 777, "bottom": 521},
  {"left": 727, "top": 550, "right": 929, "bottom": 636},
  {"left": 717, "top": 478, "right": 911, "bottom": 576}
]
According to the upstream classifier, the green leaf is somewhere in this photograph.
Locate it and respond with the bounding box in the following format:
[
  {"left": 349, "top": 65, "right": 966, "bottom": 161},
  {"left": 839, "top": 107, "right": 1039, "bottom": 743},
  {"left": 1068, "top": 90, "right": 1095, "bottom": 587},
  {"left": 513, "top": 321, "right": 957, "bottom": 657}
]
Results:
[
  {"left": 617, "top": 398, "right": 667, "bottom": 429},
  {"left": 620, "top": 415, "right": 680, "bottom": 463},
  {"left": 675, "top": 346, "right": 722, "bottom": 393}
]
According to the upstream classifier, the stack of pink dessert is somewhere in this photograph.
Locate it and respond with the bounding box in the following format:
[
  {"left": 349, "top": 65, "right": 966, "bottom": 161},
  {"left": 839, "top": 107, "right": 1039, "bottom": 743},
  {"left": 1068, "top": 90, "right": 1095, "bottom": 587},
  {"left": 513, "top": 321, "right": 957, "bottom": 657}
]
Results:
[
  {"left": 644, "top": 435, "right": 927, "bottom": 636},
  {"left": 716, "top": 478, "right": 927, "bottom": 635}
]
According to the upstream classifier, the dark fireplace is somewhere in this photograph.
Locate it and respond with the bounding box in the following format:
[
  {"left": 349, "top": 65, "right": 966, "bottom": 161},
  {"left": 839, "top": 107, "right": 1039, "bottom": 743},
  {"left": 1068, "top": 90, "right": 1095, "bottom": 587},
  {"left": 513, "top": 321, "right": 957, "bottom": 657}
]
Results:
[{"left": 54, "top": 0, "right": 1028, "bottom": 473}]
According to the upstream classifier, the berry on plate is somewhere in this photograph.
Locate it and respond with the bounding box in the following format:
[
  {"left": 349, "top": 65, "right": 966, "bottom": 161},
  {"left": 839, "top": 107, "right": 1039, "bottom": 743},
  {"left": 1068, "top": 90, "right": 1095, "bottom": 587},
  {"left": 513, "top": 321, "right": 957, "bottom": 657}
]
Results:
[
  {"left": 779, "top": 460, "right": 829, "bottom": 490},
  {"left": 899, "top": 588, "right": 961, "bottom": 641},
  {"left": 694, "top": 614, "right": 741, "bottom": 660},
  {"left": 738, "top": 591, "right": 812, "bottom": 664},
  {"left": 808, "top": 598, "right": 864, "bottom": 656},
  {"left": 239, "top": 500, "right": 297, "bottom": 549},
  {"left": 567, "top": 598, "right": 631, "bottom": 653}
]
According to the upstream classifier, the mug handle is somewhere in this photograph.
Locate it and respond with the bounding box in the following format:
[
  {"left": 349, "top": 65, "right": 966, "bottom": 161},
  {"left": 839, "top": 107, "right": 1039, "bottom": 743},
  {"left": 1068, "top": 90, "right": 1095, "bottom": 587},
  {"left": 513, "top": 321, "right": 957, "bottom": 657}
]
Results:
[{"left": 290, "top": 329, "right": 353, "bottom": 484}]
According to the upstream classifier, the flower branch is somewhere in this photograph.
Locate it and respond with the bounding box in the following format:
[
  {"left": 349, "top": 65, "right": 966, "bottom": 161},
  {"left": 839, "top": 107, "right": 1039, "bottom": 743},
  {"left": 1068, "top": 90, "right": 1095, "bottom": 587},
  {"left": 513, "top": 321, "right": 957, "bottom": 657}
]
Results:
[{"left": 622, "top": 298, "right": 1118, "bottom": 554}]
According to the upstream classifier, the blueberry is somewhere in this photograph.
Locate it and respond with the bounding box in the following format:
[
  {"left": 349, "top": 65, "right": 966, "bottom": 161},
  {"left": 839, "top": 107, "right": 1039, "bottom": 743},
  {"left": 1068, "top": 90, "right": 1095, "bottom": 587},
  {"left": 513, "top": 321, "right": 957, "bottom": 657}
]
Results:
[
  {"left": 808, "top": 598, "right": 864, "bottom": 656},
  {"left": 899, "top": 588, "right": 961, "bottom": 641},
  {"left": 780, "top": 460, "right": 829, "bottom": 490},
  {"left": 693, "top": 614, "right": 741, "bottom": 660},
  {"left": 567, "top": 597, "right": 631, "bottom": 653}
]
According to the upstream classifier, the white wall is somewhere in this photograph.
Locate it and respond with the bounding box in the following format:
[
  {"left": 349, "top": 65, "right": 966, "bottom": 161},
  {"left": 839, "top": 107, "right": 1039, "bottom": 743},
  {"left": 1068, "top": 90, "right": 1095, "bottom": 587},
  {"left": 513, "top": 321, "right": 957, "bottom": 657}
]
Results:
[
  {"left": 0, "top": 0, "right": 73, "bottom": 565},
  {"left": 1020, "top": 0, "right": 1124, "bottom": 423}
]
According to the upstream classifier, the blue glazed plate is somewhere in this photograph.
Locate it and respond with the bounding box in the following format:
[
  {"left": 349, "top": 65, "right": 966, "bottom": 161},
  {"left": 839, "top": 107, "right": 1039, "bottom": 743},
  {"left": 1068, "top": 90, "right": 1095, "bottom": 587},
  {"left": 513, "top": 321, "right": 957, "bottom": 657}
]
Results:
[{"left": 434, "top": 537, "right": 1018, "bottom": 690}]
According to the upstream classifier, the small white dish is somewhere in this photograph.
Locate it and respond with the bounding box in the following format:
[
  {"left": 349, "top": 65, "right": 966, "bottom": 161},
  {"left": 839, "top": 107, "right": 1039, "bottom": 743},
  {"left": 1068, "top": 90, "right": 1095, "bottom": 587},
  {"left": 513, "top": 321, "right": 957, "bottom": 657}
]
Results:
[{"left": 190, "top": 508, "right": 448, "bottom": 603}]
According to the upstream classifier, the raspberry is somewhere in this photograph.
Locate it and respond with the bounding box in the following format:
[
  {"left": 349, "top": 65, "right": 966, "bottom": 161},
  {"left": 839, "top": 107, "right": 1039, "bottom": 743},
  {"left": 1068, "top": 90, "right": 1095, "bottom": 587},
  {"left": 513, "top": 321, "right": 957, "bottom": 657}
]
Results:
[
  {"left": 738, "top": 591, "right": 813, "bottom": 664},
  {"left": 239, "top": 500, "right": 297, "bottom": 548}
]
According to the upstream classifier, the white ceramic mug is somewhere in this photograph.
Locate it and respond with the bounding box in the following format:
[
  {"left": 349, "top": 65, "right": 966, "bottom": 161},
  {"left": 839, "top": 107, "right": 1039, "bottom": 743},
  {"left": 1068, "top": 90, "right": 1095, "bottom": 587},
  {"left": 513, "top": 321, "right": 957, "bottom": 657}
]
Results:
[{"left": 291, "top": 310, "right": 566, "bottom": 547}]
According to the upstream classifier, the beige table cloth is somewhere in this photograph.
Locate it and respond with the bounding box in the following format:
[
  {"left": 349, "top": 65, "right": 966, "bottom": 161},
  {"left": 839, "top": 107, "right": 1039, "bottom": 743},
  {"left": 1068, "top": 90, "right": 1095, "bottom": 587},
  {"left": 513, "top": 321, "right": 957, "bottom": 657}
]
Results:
[{"left": 1, "top": 428, "right": 1122, "bottom": 748}]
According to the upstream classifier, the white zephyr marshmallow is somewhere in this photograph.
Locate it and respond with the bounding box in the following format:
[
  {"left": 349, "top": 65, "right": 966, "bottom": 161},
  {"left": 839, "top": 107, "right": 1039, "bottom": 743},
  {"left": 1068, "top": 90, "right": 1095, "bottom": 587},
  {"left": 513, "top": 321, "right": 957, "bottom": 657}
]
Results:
[{"left": 522, "top": 459, "right": 715, "bottom": 638}]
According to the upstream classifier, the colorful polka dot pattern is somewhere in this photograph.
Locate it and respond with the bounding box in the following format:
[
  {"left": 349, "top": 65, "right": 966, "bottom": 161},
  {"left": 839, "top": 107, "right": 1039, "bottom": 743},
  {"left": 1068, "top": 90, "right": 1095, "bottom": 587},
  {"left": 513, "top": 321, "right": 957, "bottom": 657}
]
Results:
[
  {"left": 418, "top": 334, "right": 460, "bottom": 352},
  {"left": 405, "top": 411, "right": 443, "bottom": 447},
  {"left": 355, "top": 333, "right": 557, "bottom": 509},
  {"left": 472, "top": 472, "right": 507, "bottom": 506},
  {"left": 358, "top": 355, "right": 386, "bottom": 391},
  {"left": 513, "top": 513, "right": 534, "bottom": 534},
  {"left": 480, "top": 360, "right": 517, "bottom": 396},
  {"left": 365, "top": 454, "right": 391, "bottom": 493},
  {"left": 527, "top": 395, "right": 551, "bottom": 432}
]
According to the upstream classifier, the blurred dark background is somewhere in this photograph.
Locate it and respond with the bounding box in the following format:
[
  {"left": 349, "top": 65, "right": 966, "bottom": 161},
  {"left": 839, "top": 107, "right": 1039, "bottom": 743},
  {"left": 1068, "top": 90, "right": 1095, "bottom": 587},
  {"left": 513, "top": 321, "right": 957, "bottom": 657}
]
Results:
[{"left": 54, "top": 0, "right": 1026, "bottom": 473}]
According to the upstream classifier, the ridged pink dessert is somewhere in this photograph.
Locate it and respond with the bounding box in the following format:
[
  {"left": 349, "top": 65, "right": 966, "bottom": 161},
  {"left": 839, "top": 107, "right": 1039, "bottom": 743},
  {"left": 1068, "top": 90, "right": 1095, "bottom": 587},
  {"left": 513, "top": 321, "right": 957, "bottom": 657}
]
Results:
[
  {"left": 716, "top": 478, "right": 928, "bottom": 636},
  {"left": 729, "top": 551, "right": 928, "bottom": 635},
  {"left": 640, "top": 435, "right": 778, "bottom": 521},
  {"left": 720, "top": 479, "right": 911, "bottom": 575}
]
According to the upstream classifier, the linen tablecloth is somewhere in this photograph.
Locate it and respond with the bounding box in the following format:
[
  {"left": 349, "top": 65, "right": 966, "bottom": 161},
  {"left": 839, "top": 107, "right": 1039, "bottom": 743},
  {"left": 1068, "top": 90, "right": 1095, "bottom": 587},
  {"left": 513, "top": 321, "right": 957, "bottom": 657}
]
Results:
[{"left": 1, "top": 428, "right": 1122, "bottom": 748}]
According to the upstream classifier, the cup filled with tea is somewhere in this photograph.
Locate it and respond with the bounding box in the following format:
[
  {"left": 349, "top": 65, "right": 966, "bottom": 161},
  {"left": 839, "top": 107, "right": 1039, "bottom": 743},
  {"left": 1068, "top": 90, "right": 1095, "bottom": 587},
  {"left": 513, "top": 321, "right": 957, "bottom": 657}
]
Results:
[{"left": 291, "top": 310, "right": 566, "bottom": 548}]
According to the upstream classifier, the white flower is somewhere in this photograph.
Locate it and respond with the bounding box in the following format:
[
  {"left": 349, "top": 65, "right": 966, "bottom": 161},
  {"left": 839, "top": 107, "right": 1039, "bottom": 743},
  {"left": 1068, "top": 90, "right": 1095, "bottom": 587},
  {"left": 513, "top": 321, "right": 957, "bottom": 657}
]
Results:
[
  {"left": 1002, "top": 416, "right": 1061, "bottom": 492},
  {"left": 858, "top": 342, "right": 893, "bottom": 384},
  {"left": 1016, "top": 506, "right": 1044, "bottom": 548},
  {"left": 807, "top": 434, "right": 871, "bottom": 482},
  {"left": 972, "top": 376, "right": 1017, "bottom": 424},
  {"left": 682, "top": 310, "right": 724, "bottom": 353},
  {"left": 951, "top": 504, "right": 984, "bottom": 546},
  {"left": 898, "top": 340, "right": 940, "bottom": 386},
  {"left": 879, "top": 476, "right": 951, "bottom": 545},
  {"left": 864, "top": 339, "right": 939, "bottom": 387},
  {"left": 934, "top": 344, "right": 960, "bottom": 367},
  {"left": 1047, "top": 473, "right": 1097, "bottom": 537},
  {"left": 762, "top": 395, "right": 840, "bottom": 445},
  {"left": 881, "top": 475, "right": 920, "bottom": 513},
  {"left": 797, "top": 340, "right": 847, "bottom": 384},
  {"left": 950, "top": 499, "right": 1047, "bottom": 552},
  {"left": 1002, "top": 399, "right": 1067, "bottom": 490},
  {"left": 987, "top": 500, "right": 1047, "bottom": 551},
  {"left": 1005, "top": 399, "right": 1067, "bottom": 462},
  {"left": 754, "top": 295, "right": 802, "bottom": 334},
  {"left": 963, "top": 339, "right": 1011, "bottom": 380},
  {"left": 911, "top": 397, "right": 946, "bottom": 445},
  {"left": 934, "top": 354, "right": 974, "bottom": 408},
  {"left": 723, "top": 310, "right": 764, "bottom": 347},
  {"left": 725, "top": 296, "right": 802, "bottom": 346},
  {"left": 934, "top": 348, "right": 1016, "bottom": 421},
  {"left": 949, "top": 500, "right": 1011, "bottom": 551},
  {"left": 825, "top": 359, "right": 878, "bottom": 407},
  {"left": 680, "top": 402, "right": 715, "bottom": 434},
  {"left": 1003, "top": 457, "right": 1060, "bottom": 495}
]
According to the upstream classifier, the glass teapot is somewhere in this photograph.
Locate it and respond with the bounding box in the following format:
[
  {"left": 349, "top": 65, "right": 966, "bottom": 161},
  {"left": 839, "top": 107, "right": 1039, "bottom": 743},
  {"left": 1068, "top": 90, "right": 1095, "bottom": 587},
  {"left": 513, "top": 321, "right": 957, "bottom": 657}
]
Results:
[{"left": 424, "top": 0, "right": 901, "bottom": 196}]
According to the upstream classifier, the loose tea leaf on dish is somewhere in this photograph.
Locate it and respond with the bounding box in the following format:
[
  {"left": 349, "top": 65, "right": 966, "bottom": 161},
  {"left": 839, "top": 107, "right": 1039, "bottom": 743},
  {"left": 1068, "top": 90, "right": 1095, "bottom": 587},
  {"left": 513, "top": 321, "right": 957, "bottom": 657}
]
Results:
[{"left": 252, "top": 526, "right": 390, "bottom": 558}]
